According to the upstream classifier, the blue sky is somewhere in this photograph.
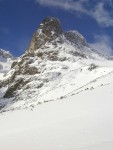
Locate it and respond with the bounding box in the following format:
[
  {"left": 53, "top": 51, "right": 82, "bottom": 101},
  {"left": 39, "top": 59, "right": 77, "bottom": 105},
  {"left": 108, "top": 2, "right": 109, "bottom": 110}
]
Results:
[{"left": 0, "top": 0, "right": 113, "bottom": 56}]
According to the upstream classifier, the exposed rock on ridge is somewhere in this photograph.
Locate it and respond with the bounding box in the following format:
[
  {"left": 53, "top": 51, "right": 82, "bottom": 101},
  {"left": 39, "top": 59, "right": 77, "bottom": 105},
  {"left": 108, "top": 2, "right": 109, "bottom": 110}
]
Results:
[
  {"left": 28, "top": 17, "right": 63, "bottom": 52},
  {"left": 64, "top": 31, "right": 88, "bottom": 47}
]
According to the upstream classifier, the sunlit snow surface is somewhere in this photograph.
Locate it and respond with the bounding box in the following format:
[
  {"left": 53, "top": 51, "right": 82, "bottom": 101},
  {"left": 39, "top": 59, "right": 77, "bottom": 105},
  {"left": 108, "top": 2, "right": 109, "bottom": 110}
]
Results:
[{"left": 0, "top": 72, "right": 113, "bottom": 150}]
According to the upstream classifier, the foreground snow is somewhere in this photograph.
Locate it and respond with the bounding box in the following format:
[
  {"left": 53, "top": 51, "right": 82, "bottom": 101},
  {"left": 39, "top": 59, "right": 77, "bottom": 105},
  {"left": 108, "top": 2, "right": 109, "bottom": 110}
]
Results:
[{"left": 0, "top": 71, "right": 113, "bottom": 150}]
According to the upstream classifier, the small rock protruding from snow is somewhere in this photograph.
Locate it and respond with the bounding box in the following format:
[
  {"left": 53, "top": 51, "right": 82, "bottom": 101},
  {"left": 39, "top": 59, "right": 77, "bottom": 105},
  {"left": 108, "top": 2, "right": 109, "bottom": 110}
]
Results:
[{"left": 88, "top": 63, "right": 98, "bottom": 71}]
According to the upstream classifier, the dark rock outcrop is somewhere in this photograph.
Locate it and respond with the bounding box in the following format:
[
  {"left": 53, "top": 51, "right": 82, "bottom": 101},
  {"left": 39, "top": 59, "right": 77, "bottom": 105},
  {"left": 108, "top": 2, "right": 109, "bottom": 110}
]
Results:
[
  {"left": 64, "top": 31, "right": 88, "bottom": 47},
  {"left": 28, "top": 17, "right": 63, "bottom": 52}
]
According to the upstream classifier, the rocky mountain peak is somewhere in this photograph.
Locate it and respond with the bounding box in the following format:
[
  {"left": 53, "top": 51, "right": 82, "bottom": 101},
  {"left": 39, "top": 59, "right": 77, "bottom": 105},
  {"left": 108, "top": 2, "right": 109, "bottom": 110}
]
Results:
[
  {"left": 64, "top": 31, "right": 88, "bottom": 47},
  {"left": 40, "top": 17, "right": 62, "bottom": 35},
  {"left": 28, "top": 17, "right": 63, "bottom": 52},
  {"left": 0, "top": 17, "right": 105, "bottom": 111}
]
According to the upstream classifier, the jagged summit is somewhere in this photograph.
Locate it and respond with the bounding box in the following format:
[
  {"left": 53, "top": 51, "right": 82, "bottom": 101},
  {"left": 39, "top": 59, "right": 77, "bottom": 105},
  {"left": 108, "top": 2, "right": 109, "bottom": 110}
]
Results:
[
  {"left": 40, "top": 17, "right": 62, "bottom": 34},
  {"left": 28, "top": 17, "right": 63, "bottom": 52},
  {"left": 28, "top": 16, "right": 90, "bottom": 53}
]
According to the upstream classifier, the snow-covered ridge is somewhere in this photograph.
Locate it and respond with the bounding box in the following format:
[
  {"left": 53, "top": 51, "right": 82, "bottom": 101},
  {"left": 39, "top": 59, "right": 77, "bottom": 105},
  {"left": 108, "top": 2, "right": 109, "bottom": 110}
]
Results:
[
  {"left": 0, "top": 49, "right": 13, "bottom": 59},
  {"left": 0, "top": 49, "right": 14, "bottom": 74},
  {"left": 0, "top": 49, "right": 15, "bottom": 101}
]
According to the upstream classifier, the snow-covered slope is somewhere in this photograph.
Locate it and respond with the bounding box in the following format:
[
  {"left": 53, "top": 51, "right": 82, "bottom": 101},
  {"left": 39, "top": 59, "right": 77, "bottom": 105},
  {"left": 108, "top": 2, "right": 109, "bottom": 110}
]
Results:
[
  {"left": 0, "top": 71, "right": 113, "bottom": 150},
  {"left": 0, "top": 48, "right": 14, "bottom": 80},
  {"left": 0, "top": 49, "right": 14, "bottom": 75},
  {"left": 0, "top": 49, "right": 14, "bottom": 100}
]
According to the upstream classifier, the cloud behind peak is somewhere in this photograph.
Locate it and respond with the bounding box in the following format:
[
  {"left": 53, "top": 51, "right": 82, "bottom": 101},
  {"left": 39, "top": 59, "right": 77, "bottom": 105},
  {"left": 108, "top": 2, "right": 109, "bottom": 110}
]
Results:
[{"left": 36, "top": 0, "right": 113, "bottom": 27}]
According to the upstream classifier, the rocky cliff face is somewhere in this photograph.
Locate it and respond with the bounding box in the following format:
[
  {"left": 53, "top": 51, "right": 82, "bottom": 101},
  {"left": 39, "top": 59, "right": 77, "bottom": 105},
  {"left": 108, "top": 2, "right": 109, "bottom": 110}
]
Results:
[
  {"left": 28, "top": 17, "right": 91, "bottom": 54},
  {"left": 0, "top": 17, "right": 107, "bottom": 111},
  {"left": 28, "top": 17, "right": 63, "bottom": 52}
]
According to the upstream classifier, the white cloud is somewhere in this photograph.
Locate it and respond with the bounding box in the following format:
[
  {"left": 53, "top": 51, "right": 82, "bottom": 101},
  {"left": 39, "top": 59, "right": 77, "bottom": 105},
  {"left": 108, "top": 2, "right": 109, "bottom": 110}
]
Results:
[
  {"left": 35, "top": 0, "right": 87, "bottom": 13},
  {"left": 91, "top": 3, "right": 113, "bottom": 27},
  {"left": 90, "top": 34, "right": 113, "bottom": 56},
  {"left": 35, "top": 0, "right": 113, "bottom": 27}
]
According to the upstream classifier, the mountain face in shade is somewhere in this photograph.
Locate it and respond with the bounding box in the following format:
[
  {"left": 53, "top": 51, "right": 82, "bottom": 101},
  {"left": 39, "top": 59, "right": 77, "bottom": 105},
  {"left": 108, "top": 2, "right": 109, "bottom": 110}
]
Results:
[{"left": 0, "top": 17, "right": 113, "bottom": 112}]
